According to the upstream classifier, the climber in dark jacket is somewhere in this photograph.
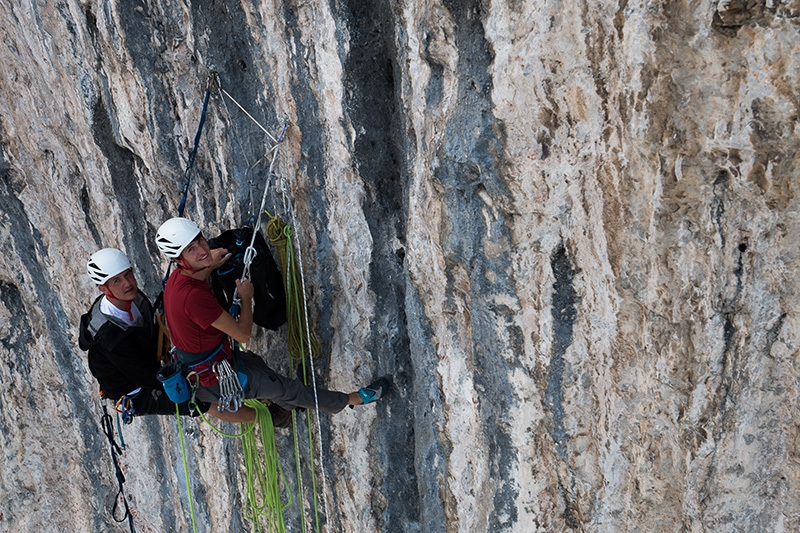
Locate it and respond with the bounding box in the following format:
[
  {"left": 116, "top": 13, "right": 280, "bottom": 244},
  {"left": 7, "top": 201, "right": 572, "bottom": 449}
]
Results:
[{"left": 78, "top": 247, "right": 208, "bottom": 419}]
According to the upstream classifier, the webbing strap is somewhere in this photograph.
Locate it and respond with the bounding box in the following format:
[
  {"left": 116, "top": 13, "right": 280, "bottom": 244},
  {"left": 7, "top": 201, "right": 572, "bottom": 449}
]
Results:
[
  {"left": 100, "top": 404, "right": 136, "bottom": 533},
  {"left": 176, "top": 342, "right": 226, "bottom": 368},
  {"left": 154, "top": 311, "right": 172, "bottom": 366}
]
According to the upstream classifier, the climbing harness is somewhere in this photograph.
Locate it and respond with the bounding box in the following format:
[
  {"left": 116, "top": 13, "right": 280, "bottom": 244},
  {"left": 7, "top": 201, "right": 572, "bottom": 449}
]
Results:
[
  {"left": 177, "top": 343, "right": 228, "bottom": 385},
  {"left": 172, "top": 342, "right": 247, "bottom": 412},
  {"left": 100, "top": 402, "right": 136, "bottom": 533}
]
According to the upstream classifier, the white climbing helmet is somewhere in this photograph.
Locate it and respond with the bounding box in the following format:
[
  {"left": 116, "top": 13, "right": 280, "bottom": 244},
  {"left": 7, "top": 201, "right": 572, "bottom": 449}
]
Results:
[
  {"left": 87, "top": 248, "right": 131, "bottom": 285},
  {"left": 156, "top": 217, "right": 202, "bottom": 259}
]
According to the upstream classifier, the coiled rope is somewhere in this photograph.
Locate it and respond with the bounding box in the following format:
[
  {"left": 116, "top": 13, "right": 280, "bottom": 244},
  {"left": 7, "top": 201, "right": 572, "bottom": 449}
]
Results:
[
  {"left": 177, "top": 395, "right": 291, "bottom": 532},
  {"left": 241, "top": 400, "right": 290, "bottom": 533},
  {"left": 265, "top": 215, "right": 319, "bottom": 362}
]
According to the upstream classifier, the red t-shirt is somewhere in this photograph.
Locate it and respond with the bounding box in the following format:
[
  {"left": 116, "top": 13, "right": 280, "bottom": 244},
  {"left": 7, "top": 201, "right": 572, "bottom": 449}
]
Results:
[{"left": 164, "top": 270, "right": 226, "bottom": 353}]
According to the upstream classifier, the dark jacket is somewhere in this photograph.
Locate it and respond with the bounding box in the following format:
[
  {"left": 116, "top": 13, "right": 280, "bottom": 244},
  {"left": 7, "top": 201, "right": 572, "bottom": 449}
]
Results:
[{"left": 78, "top": 291, "right": 162, "bottom": 400}]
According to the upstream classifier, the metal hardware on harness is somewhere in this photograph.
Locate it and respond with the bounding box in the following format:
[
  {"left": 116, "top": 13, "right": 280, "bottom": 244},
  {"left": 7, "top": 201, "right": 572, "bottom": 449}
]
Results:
[
  {"left": 115, "top": 390, "right": 139, "bottom": 425},
  {"left": 214, "top": 358, "right": 244, "bottom": 412}
]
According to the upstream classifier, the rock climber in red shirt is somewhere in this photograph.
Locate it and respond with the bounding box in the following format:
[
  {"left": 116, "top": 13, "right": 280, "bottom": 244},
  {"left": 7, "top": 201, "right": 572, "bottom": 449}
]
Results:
[{"left": 155, "top": 217, "right": 389, "bottom": 424}]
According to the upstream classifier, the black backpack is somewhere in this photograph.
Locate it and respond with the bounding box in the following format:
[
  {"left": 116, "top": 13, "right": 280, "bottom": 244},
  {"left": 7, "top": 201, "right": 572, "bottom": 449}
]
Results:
[{"left": 208, "top": 227, "right": 287, "bottom": 330}]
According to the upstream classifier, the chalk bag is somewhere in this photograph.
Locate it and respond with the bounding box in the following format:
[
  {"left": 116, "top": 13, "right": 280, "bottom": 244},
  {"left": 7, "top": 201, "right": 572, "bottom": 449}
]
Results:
[{"left": 157, "top": 362, "right": 191, "bottom": 404}]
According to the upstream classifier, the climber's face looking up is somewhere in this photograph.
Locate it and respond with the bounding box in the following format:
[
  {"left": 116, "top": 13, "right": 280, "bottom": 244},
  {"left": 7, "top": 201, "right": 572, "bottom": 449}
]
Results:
[
  {"left": 99, "top": 268, "right": 138, "bottom": 302},
  {"left": 180, "top": 234, "right": 212, "bottom": 271}
]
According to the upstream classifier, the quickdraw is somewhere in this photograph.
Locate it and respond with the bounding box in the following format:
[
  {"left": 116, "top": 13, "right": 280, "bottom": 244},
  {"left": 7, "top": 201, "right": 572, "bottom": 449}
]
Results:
[
  {"left": 178, "top": 343, "right": 245, "bottom": 413},
  {"left": 114, "top": 388, "right": 143, "bottom": 425},
  {"left": 213, "top": 358, "right": 244, "bottom": 413},
  {"left": 100, "top": 402, "right": 136, "bottom": 533}
]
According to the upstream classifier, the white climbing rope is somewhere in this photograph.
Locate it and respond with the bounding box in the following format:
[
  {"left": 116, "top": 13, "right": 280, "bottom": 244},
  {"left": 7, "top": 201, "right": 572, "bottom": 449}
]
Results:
[
  {"left": 216, "top": 78, "right": 333, "bottom": 529},
  {"left": 216, "top": 77, "right": 285, "bottom": 295},
  {"left": 280, "top": 179, "right": 333, "bottom": 530},
  {"left": 219, "top": 86, "right": 279, "bottom": 144}
]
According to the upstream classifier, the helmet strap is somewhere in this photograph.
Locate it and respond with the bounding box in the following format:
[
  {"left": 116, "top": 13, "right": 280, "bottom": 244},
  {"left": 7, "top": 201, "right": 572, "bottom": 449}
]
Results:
[
  {"left": 122, "top": 300, "right": 134, "bottom": 321},
  {"left": 175, "top": 256, "right": 206, "bottom": 275},
  {"left": 100, "top": 286, "right": 136, "bottom": 315}
]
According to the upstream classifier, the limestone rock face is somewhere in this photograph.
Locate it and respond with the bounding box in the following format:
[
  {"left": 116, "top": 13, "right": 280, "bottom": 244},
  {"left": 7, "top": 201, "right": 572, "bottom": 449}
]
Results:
[{"left": 1, "top": 1, "right": 798, "bottom": 532}]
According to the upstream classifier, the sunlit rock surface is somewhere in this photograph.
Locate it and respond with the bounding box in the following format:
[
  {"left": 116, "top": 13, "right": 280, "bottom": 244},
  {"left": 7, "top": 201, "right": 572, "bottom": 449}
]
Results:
[{"left": 1, "top": 1, "right": 798, "bottom": 531}]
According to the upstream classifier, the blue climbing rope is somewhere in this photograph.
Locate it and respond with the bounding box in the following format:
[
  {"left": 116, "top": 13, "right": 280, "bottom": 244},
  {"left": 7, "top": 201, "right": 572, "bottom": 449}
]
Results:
[
  {"left": 178, "top": 69, "right": 217, "bottom": 218},
  {"left": 159, "top": 68, "right": 218, "bottom": 293}
]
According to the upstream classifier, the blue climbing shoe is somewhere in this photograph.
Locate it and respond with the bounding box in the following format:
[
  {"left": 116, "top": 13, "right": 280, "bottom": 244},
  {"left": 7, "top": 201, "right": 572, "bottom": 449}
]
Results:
[{"left": 358, "top": 376, "right": 391, "bottom": 405}]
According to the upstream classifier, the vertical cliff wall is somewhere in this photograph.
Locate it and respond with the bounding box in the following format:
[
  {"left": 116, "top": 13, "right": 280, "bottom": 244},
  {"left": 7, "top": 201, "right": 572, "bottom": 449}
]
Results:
[{"left": 1, "top": 0, "right": 798, "bottom": 532}]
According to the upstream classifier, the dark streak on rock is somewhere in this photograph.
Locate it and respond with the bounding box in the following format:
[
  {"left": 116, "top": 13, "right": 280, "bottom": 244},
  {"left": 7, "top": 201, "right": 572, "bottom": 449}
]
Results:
[
  {"left": 90, "top": 99, "right": 153, "bottom": 278},
  {"left": 340, "top": 0, "right": 417, "bottom": 528},
  {"left": 732, "top": 240, "right": 746, "bottom": 302},
  {"left": 435, "top": 2, "right": 519, "bottom": 529},
  {"left": 711, "top": 169, "right": 728, "bottom": 249},
  {"left": 0, "top": 143, "right": 104, "bottom": 495},
  {"left": 546, "top": 245, "right": 578, "bottom": 462},
  {"left": 79, "top": 182, "right": 102, "bottom": 247}
]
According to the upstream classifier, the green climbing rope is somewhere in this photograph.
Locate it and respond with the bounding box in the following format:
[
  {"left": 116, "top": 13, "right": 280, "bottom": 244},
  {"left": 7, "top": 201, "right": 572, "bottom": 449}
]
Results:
[
  {"left": 265, "top": 213, "right": 319, "bottom": 361},
  {"left": 178, "top": 400, "right": 292, "bottom": 533},
  {"left": 241, "top": 399, "right": 289, "bottom": 533},
  {"left": 265, "top": 211, "right": 324, "bottom": 532}
]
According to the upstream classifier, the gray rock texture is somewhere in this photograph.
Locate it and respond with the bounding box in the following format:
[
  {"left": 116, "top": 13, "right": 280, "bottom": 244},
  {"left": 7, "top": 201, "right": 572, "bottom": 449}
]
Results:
[{"left": 1, "top": 0, "right": 799, "bottom": 532}]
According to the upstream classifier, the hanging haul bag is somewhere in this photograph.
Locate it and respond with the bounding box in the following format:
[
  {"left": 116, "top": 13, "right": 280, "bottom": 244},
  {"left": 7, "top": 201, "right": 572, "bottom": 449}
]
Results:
[{"left": 208, "top": 227, "right": 287, "bottom": 330}]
